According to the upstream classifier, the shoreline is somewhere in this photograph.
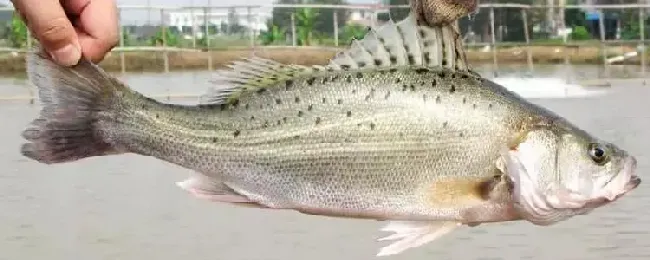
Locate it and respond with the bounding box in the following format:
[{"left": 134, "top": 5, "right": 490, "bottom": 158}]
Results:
[{"left": 0, "top": 45, "right": 644, "bottom": 76}]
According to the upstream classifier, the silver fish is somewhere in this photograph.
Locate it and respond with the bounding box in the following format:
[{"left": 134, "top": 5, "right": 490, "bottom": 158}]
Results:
[{"left": 20, "top": 13, "right": 640, "bottom": 257}]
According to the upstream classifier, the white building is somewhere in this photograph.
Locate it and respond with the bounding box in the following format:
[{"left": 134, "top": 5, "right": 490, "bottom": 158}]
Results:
[{"left": 166, "top": 8, "right": 272, "bottom": 36}]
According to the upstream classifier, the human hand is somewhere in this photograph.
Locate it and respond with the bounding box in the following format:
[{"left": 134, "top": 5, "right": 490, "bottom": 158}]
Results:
[{"left": 11, "top": 0, "right": 119, "bottom": 66}]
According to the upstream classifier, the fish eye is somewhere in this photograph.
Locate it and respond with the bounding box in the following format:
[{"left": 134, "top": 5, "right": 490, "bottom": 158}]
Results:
[{"left": 588, "top": 143, "right": 609, "bottom": 165}]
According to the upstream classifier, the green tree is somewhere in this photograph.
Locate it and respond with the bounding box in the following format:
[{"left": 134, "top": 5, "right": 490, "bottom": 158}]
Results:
[
  {"left": 272, "top": 0, "right": 348, "bottom": 38},
  {"left": 149, "top": 28, "right": 179, "bottom": 46},
  {"left": 296, "top": 7, "right": 319, "bottom": 45},
  {"left": 8, "top": 12, "right": 28, "bottom": 48},
  {"left": 340, "top": 24, "right": 367, "bottom": 45},
  {"left": 260, "top": 20, "right": 287, "bottom": 45}
]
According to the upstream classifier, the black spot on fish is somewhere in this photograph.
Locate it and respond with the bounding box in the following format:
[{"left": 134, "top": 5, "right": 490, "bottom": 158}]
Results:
[
  {"left": 407, "top": 55, "right": 415, "bottom": 64},
  {"left": 356, "top": 72, "right": 363, "bottom": 79},
  {"left": 459, "top": 132, "right": 464, "bottom": 137},
  {"left": 332, "top": 75, "right": 339, "bottom": 81},
  {"left": 295, "top": 97, "right": 300, "bottom": 103},
  {"left": 442, "top": 60, "right": 448, "bottom": 66},
  {"left": 337, "top": 99, "right": 343, "bottom": 105},
  {"left": 283, "top": 117, "right": 288, "bottom": 123},
  {"left": 262, "top": 121, "right": 269, "bottom": 128},
  {"left": 277, "top": 120, "right": 282, "bottom": 126},
  {"left": 352, "top": 89, "right": 357, "bottom": 94},
  {"left": 257, "top": 88, "right": 267, "bottom": 94},
  {"left": 346, "top": 75, "right": 352, "bottom": 83},
  {"left": 410, "top": 85, "right": 416, "bottom": 91},
  {"left": 488, "top": 103, "right": 493, "bottom": 109},
  {"left": 212, "top": 137, "right": 217, "bottom": 143},
  {"left": 389, "top": 68, "right": 398, "bottom": 73},
  {"left": 141, "top": 104, "right": 146, "bottom": 109},
  {"left": 233, "top": 130, "right": 241, "bottom": 137},
  {"left": 438, "top": 72, "right": 446, "bottom": 78},
  {"left": 358, "top": 61, "right": 366, "bottom": 67},
  {"left": 293, "top": 135, "right": 301, "bottom": 140},
  {"left": 385, "top": 91, "right": 391, "bottom": 99},
  {"left": 322, "top": 77, "right": 328, "bottom": 84},
  {"left": 473, "top": 104, "right": 478, "bottom": 109},
  {"left": 395, "top": 78, "right": 401, "bottom": 84},
  {"left": 285, "top": 80, "right": 294, "bottom": 90},
  {"left": 365, "top": 95, "right": 372, "bottom": 101},
  {"left": 298, "top": 111, "right": 304, "bottom": 117},
  {"left": 431, "top": 79, "right": 437, "bottom": 87},
  {"left": 402, "top": 85, "right": 408, "bottom": 91},
  {"left": 436, "top": 96, "right": 441, "bottom": 103},
  {"left": 250, "top": 116, "right": 255, "bottom": 121},
  {"left": 346, "top": 111, "right": 352, "bottom": 117},
  {"left": 424, "top": 54, "right": 430, "bottom": 64},
  {"left": 389, "top": 56, "right": 397, "bottom": 64},
  {"left": 322, "top": 98, "right": 327, "bottom": 104},
  {"left": 374, "top": 59, "right": 382, "bottom": 66},
  {"left": 450, "top": 85, "right": 456, "bottom": 93},
  {"left": 275, "top": 98, "right": 282, "bottom": 105},
  {"left": 370, "top": 123, "right": 376, "bottom": 130},
  {"left": 155, "top": 113, "right": 159, "bottom": 119},
  {"left": 308, "top": 104, "right": 313, "bottom": 111},
  {"left": 315, "top": 117, "right": 322, "bottom": 125},
  {"left": 341, "top": 64, "right": 351, "bottom": 70},
  {"left": 415, "top": 68, "right": 428, "bottom": 74},
  {"left": 220, "top": 104, "right": 227, "bottom": 111},
  {"left": 461, "top": 74, "right": 470, "bottom": 79},
  {"left": 307, "top": 77, "right": 316, "bottom": 85},
  {"left": 404, "top": 45, "right": 410, "bottom": 51}
]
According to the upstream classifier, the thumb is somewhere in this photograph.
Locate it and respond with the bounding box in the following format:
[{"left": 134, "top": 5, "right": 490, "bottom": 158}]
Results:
[{"left": 12, "top": 0, "right": 81, "bottom": 66}]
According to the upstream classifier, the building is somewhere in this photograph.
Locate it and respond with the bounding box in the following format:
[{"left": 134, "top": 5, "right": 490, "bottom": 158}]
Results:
[{"left": 166, "top": 7, "right": 272, "bottom": 37}]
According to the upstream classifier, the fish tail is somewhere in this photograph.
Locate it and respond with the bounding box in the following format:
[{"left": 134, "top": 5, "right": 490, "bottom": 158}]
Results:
[{"left": 20, "top": 50, "right": 130, "bottom": 164}]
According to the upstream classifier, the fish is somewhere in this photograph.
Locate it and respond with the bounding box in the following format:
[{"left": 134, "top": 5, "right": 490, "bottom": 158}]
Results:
[{"left": 20, "top": 12, "right": 640, "bottom": 257}]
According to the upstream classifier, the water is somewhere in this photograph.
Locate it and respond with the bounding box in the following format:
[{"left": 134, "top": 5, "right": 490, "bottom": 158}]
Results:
[{"left": 1, "top": 65, "right": 649, "bottom": 260}]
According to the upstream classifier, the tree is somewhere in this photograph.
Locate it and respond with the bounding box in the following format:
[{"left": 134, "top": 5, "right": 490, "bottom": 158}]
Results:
[
  {"left": 8, "top": 12, "right": 28, "bottom": 48},
  {"left": 296, "top": 7, "right": 319, "bottom": 45},
  {"left": 271, "top": 0, "right": 349, "bottom": 38}
]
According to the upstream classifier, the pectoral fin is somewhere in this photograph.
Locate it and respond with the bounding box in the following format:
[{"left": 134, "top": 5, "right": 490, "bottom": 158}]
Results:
[{"left": 376, "top": 221, "right": 460, "bottom": 257}]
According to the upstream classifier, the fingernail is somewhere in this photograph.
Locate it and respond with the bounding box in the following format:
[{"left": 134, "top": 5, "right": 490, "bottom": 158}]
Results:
[{"left": 50, "top": 44, "right": 81, "bottom": 66}]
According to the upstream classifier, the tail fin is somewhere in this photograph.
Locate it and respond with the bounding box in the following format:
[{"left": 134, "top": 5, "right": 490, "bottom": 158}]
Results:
[{"left": 21, "top": 51, "right": 127, "bottom": 164}]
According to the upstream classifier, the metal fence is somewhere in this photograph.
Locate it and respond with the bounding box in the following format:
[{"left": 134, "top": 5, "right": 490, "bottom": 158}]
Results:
[{"left": 0, "top": 3, "right": 648, "bottom": 77}]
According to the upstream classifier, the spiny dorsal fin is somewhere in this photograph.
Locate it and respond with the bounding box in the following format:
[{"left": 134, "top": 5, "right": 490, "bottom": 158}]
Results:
[
  {"left": 200, "top": 12, "right": 474, "bottom": 105},
  {"left": 329, "top": 12, "right": 469, "bottom": 71}
]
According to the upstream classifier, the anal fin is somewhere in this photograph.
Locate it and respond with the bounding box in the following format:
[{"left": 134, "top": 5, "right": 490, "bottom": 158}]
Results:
[
  {"left": 376, "top": 221, "right": 460, "bottom": 256},
  {"left": 176, "top": 173, "right": 253, "bottom": 204}
]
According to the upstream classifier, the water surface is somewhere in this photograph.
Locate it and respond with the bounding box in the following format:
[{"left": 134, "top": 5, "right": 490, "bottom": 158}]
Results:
[{"left": 0, "top": 66, "right": 649, "bottom": 260}]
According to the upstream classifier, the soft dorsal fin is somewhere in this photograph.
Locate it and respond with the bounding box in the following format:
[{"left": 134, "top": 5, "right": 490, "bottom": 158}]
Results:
[{"left": 200, "top": 12, "right": 472, "bottom": 105}]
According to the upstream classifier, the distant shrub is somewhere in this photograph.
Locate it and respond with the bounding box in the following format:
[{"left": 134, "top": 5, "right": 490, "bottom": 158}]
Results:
[{"left": 571, "top": 26, "right": 591, "bottom": 40}]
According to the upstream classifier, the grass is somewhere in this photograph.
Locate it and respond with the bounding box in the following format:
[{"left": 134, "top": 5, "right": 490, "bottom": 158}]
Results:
[{"left": 0, "top": 44, "right": 646, "bottom": 76}]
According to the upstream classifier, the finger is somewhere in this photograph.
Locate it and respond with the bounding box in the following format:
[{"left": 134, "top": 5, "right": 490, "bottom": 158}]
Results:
[
  {"left": 63, "top": 0, "right": 118, "bottom": 63},
  {"left": 11, "top": 0, "right": 81, "bottom": 66}
]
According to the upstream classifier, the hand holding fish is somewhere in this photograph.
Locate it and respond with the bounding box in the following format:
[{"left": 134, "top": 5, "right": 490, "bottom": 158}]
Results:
[
  {"left": 10, "top": 0, "right": 118, "bottom": 66},
  {"left": 411, "top": 0, "right": 479, "bottom": 25}
]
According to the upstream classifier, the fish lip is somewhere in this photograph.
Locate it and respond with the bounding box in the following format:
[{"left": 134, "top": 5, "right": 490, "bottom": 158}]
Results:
[
  {"left": 609, "top": 156, "right": 640, "bottom": 201},
  {"left": 623, "top": 156, "right": 640, "bottom": 192}
]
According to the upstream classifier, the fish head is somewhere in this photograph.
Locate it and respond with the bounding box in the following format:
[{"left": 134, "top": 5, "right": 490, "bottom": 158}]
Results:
[{"left": 500, "top": 122, "right": 640, "bottom": 226}]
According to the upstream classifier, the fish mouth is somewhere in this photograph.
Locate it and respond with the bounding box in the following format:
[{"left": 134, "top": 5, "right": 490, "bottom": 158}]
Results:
[
  {"left": 622, "top": 156, "right": 640, "bottom": 193},
  {"left": 604, "top": 156, "right": 640, "bottom": 202}
]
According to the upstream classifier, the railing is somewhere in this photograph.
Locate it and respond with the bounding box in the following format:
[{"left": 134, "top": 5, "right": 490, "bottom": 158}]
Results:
[{"left": 0, "top": 3, "right": 647, "bottom": 79}]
